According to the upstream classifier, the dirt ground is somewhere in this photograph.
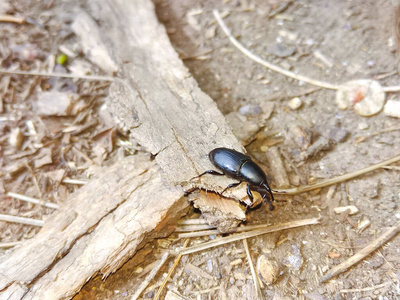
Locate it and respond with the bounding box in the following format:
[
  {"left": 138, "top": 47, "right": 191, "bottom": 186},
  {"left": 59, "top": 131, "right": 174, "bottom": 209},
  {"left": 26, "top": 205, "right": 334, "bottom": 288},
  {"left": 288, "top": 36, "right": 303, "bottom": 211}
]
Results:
[{"left": 1, "top": 0, "right": 400, "bottom": 299}]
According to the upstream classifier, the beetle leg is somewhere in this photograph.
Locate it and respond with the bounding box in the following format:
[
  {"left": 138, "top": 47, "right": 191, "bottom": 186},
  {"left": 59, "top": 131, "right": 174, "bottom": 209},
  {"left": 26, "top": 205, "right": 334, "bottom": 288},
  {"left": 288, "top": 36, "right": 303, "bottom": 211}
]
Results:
[
  {"left": 190, "top": 170, "right": 224, "bottom": 180},
  {"left": 221, "top": 182, "right": 242, "bottom": 195},
  {"left": 263, "top": 183, "right": 275, "bottom": 202},
  {"left": 261, "top": 183, "right": 275, "bottom": 211},
  {"left": 261, "top": 192, "right": 274, "bottom": 211},
  {"left": 246, "top": 183, "right": 254, "bottom": 204},
  {"left": 264, "top": 196, "right": 274, "bottom": 211}
]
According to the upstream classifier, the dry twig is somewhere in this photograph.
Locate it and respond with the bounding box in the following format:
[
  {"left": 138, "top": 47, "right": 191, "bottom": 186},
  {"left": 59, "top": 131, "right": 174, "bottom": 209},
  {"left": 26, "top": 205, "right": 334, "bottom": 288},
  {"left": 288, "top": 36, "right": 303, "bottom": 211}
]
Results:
[
  {"left": 0, "top": 15, "right": 25, "bottom": 24},
  {"left": 243, "top": 239, "right": 263, "bottom": 299},
  {"left": 178, "top": 223, "right": 271, "bottom": 238},
  {"left": 0, "top": 242, "right": 21, "bottom": 249},
  {"left": 320, "top": 221, "right": 400, "bottom": 282},
  {"left": 274, "top": 153, "right": 400, "bottom": 195},
  {"left": 7, "top": 192, "right": 58, "bottom": 210},
  {"left": 175, "top": 224, "right": 215, "bottom": 232},
  {"left": 131, "top": 251, "right": 170, "bottom": 300},
  {"left": 180, "top": 218, "right": 319, "bottom": 255},
  {"left": 340, "top": 281, "right": 392, "bottom": 293},
  {"left": 154, "top": 239, "right": 190, "bottom": 300},
  {"left": 0, "top": 69, "right": 114, "bottom": 81},
  {"left": 0, "top": 214, "right": 43, "bottom": 227},
  {"left": 62, "top": 179, "right": 87, "bottom": 185},
  {"left": 177, "top": 218, "right": 209, "bottom": 225},
  {"left": 213, "top": 10, "right": 339, "bottom": 90},
  {"left": 213, "top": 10, "right": 400, "bottom": 93}
]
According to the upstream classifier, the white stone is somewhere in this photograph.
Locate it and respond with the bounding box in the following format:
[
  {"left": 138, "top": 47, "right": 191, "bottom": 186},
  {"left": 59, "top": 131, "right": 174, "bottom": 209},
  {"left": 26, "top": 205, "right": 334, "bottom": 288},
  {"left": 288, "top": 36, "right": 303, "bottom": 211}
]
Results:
[{"left": 384, "top": 99, "right": 400, "bottom": 118}]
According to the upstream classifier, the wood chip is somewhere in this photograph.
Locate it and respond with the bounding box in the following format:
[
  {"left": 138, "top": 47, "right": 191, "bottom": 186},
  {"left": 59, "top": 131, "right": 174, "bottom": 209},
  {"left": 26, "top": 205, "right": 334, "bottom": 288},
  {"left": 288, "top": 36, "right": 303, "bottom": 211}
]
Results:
[
  {"left": 230, "top": 258, "right": 243, "bottom": 266},
  {"left": 43, "top": 169, "right": 65, "bottom": 182},
  {"left": 333, "top": 205, "right": 359, "bottom": 215},
  {"left": 8, "top": 127, "right": 23, "bottom": 149},
  {"left": 71, "top": 12, "right": 118, "bottom": 74},
  {"left": 266, "top": 146, "right": 290, "bottom": 188},
  {"left": 185, "top": 263, "right": 214, "bottom": 280},
  {"left": 34, "top": 148, "right": 53, "bottom": 168},
  {"left": 256, "top": 255, "right": 280, "bottom": 285}
]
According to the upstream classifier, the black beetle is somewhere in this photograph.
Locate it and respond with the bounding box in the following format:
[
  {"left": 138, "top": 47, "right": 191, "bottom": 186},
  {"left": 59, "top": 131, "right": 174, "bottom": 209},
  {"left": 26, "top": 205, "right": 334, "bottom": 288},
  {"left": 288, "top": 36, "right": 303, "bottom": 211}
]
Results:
[{"left": 193, "top": 147, "right": 274, "bottom": 211}]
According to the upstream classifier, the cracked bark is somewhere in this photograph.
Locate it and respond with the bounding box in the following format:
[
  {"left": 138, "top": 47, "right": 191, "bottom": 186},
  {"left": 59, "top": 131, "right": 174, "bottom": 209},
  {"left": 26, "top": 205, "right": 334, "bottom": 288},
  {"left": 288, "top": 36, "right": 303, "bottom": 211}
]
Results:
[
  {"left": 0, "top": 0, "right": 249, "bottom": 298},
  {"left": 0, "top": 155, "right": 188, "bottom": 299}
]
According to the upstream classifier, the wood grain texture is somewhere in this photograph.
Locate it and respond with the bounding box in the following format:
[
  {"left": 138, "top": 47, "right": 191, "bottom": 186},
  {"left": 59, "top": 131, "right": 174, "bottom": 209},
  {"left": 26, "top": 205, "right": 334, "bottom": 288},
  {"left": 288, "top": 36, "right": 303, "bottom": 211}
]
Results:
[
  {"left": 0, "top": 155, "right": 188, "bottom": 299},
  {"left": 98, "top": 0, "right": 249, "bottom": 223},
  {"left": 98, "top": 0, "right": 242, "bottom": 184}
]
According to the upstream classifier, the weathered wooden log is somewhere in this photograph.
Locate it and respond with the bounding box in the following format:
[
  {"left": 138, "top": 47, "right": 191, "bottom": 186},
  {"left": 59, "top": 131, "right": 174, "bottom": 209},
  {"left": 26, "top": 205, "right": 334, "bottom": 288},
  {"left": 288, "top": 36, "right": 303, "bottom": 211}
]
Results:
[
  {"left": 0, "top": 156, "right": 188, "bottom": 299},
  {"left": 0, "top": 0, "right": 248, "bottom": 298}
]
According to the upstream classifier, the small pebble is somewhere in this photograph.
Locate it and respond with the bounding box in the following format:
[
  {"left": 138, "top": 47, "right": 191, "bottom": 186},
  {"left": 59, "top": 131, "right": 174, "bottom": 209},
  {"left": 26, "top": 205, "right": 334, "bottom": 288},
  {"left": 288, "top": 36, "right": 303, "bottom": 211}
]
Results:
[
  {"left": 384, "top": 99, "right": 400, "bottom": 118},
  {"left": 358, "top": 121, "right": 369, "bottom": 130},
  {"left": 259, "top": 101, "right": 274, "bottom": 119},
  {"left": 315, "top": 125, "right": 348, "bottom": 143},
  {"left": 367, "top": 255, "right": 384, "bottom": 269},
  {"left": 267, "top": 42, "right": 296, "bottom": 57},
  {"left": 288, "top": 97, "right": 302, "bottom": 110},
  {"left": 207, "top": 259, "right": 213, "bottom": 273},
  {"left": 282, "top": 244, "right": 303, "bottom": 271},
  {"left": 239, "top": 104, "right": 262, "bottom": 116},
  {"left": 336, "top": 80, "right": 385, "bottom": 116},
  {"left": 334, "top": 205, "right": 359, "bottom": 215},
  {"left": 147, "top": 291, "right": 154, "bottom": 298}
]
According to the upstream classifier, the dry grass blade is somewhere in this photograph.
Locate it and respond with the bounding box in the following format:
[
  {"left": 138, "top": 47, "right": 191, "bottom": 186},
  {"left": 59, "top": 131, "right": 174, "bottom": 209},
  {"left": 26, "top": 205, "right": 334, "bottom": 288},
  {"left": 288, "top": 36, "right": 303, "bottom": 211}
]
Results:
[
  {"left": 213, "top": 10, "right": 340, "bottom": 90},
  {"left": 154, "top": 239, "right": 190, "bottom": 300},
  {"left": 320, "top": 221, "right": 400, "bottom": 282},
  {"left": 130, "top": 251, "right": 170, "bottom": 300},
  {"left": 178, "top": 223, "right": 271, "bottom": 238},
  {"left": 7, "top": 192, "right": 58, "bottom": 209},
  {"left": 340, "top": 281, "right": 392, "bottom": 293},
  {"left": 213, "top": 9, "right": 400, "bottom": 94},
  {"left": 0, "top": 15, "right": 25, "bottom": 24},
  {"left": 177, "top": 219, "right": 209, "bottom": 225},
  {"left": 0, "top": 214, "right": 44, "bottom": 227},
  {"left": 0, "top": 242, "right": 21, "bottom": 249},
  {"left": 0, "top": 69, "right": 114, "bottom": 81},
  {"left": 243, "top": 238, "right": 263, "bottom": 299},
  {"left": 274, "top": 153, "right": 400, "bottom": 195},
  {"left": 180, "top": 218, "right": 319, "bottom": 255},
  {"left": 175, "top": 224, "right": 215, "bottom": 232},
  {"left": 382, "top": 85, "right": 400, "bottom": 92},
  {"left": 62, "top": 179, "right": 88, "bottom": 185}
]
